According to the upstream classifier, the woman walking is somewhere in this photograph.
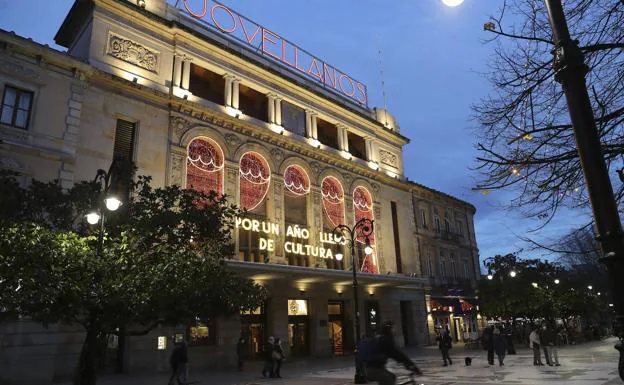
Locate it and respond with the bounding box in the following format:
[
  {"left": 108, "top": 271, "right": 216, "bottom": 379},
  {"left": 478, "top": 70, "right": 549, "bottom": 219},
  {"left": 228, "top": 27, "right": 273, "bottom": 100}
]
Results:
[
  {"left": 273, "top": 337, "right": 285, "bottom": 378},
  {"left": 529, "top": 326, "right": 543, "bottom": 366}
]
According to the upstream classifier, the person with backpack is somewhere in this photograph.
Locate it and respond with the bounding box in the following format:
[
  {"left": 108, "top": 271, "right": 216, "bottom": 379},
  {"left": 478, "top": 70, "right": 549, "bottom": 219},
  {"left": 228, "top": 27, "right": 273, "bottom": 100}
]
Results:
[
  {"left": 436, "top": 328, "right": 453, "bottom": 366},
  {"left": 359, "top": 321, "right": 422, "bottom": 385}
]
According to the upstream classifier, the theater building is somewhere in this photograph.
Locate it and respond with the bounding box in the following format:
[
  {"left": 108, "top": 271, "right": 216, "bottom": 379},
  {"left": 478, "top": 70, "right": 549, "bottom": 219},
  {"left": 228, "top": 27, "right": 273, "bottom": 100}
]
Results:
[{"left": 0, "top": 0, "right": 478, "bottom": 381}]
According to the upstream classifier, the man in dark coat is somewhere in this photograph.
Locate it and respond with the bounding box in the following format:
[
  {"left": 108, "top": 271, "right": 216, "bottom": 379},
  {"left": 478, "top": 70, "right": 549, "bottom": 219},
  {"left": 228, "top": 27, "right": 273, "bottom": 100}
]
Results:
[
  {"left": 365, "top": 321, "right": 421, "bottom": 385},
  {"left": 168, "top": 341, "right": 188, "bottom": 385},
  {"left": 482, "top": 326, "right": 494, "bottom": 365},
  {"left": 436, "top": 329, "right": 453, "bottom": 366},
  {"left": 236, "top": 337, "right": 246, "bottom": 371},
  {"left": 261, "top": 336, "right": 275, "bottom": 378}
]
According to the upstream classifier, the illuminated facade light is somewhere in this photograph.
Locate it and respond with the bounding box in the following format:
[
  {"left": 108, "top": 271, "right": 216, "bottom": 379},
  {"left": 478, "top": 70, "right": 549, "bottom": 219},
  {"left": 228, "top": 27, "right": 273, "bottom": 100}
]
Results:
[
  {"left": 368, "top": 161, "right": 379, "bottom": 171},
  {"left": 225, "top": 106, "right": 242, "bottom": 118},
  {"left": 270, "top": 123, "right": 285, "bottom": 135},
  {"left": 554, "top": 279, "right": 560, "bottom": 284},
  {"left": 137, "top": 0, "right": 146, "bottom": 9},
  {"left": 85, "top": 212, "right": 101, "bottom": 225},
  {"left": 341, "top": 151, "right": 352, "bottom": 160},
  {"left": 105, "top": 197, "right": 122, "bottom": 211},
  {"left": 309, "top": 138, "right": 321, "bottom": 148}
]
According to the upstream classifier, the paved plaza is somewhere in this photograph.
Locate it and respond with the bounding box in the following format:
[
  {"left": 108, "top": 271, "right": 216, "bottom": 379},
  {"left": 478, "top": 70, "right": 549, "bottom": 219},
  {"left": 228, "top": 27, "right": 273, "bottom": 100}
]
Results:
[{"left": 52, "top": 338, "right": 622, "bottom": 385}]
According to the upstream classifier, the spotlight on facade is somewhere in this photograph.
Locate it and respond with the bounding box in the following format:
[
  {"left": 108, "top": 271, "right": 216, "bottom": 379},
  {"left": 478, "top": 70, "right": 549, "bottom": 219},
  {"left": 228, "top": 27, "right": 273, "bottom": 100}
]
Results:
[
  {"left": 341, "top": 151, "right": 352, "bottom": 160},
  {"left": 270, "top": 123, "right": 285, "bottom": 135},
  {"left": 368, "top": 161, "right": 379, "bottom": 171},
  {"left": 137, "top": 0, "right": 146, "bottom": 9},
  {"left": 104, "top": 196, "right": 122, "bottom": 211},
  {"left": 225, "top": 106, "right": 242, "bottom": 118},
  {"left": 441, "top": 0, "right": 464, "bottom": 6},
  {"left": 598, "top": 292, "right": 601, "bottom": 296},
  {"left": 588, "top": 285, "right": 593, "bottom": 290},
  {"left": 386, "top": 170, "right": 398, "bottom": 179},
  {"left": 554, "top": 279, "right": 560, "bottom": 284},
  {"left": 364, "top": 239, "right": 373, "bottom": 256},
  {"left": 85, "top": 211, "right": 101, "bottom": 225},
  {"left": 509, "top": 270, "right": 517, "bottom": 278},
  {"left": 335, "top": 253, "right": 344, "bottom": 261},
  {"left": 309, "top": 138, "right": 321, "bottom": 148},
  {"left": 610, "top": 303, "right": 614, "bottom": 307},
  {"left": 532, "top": 282, "right": 538, "bottom": 288}
]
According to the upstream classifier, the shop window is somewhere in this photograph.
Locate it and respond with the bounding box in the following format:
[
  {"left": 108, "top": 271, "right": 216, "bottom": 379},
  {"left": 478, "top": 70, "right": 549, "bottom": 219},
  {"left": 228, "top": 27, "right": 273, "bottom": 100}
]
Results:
[
  {"left": 420, "top": 208, "right": 428, "bottom": 229},
  {"left": 434, "top": 215, "right": 441, "bottom": 233},
  {"left": 1, "top": 86, "right": 33, "bottom": 129},
  {"left": 189, "top": 64, "right": 225, "bottom": 105},
  {"left": 239, "top": 84, "right": 268, "bottom": 122},
  {"left": 347, "top": 132, "right": 366, "bottom": 159},
  {"left": 188, "top": 317, "right": 216, "bottom": 346},
  {"left": 317, "top": 118, "right": 339, "bottom": 149},
  {"left": 186, "top": 137, "right": 224, "bottom": 195},
  {"left": 282, "top": 101, "right": 306, "bottom": 136},
  {"left": 353, "top": 186, "right": 378, "bottom": 274},
  {"left": 288, "top": 299, "right": 308, "bottom": 316},
  {"left": 444, "top": 214, "right": 452, "bottom": 233}
]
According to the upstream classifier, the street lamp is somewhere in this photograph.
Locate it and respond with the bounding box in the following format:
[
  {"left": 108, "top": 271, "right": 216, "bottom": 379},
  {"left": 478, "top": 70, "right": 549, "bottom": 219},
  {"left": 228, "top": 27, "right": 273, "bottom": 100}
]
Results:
[
  {"left": 554, "top": 279, "right": 560, "bottom": 285},
  {"left": 509, "top": 270, "right": 517, "bottom": 278},
  {"left": 441, "top": 0, "right": 464, "bottom": 6},
  {"left": 85, "top": 160, "right": 124, "bottom": 256},
  {"left": 333, "top": 217, "right": 374, "bottom": 384}
]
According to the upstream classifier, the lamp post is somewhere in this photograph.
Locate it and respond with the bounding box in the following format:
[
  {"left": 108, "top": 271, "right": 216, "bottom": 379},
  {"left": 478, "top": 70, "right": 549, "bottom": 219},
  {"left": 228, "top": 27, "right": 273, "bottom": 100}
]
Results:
[
  {"left": 85, "top": 160, "right": 123, "bottom": 256},
  {"left": 333, "top": 217, "right": 374, "bottom": 384}
]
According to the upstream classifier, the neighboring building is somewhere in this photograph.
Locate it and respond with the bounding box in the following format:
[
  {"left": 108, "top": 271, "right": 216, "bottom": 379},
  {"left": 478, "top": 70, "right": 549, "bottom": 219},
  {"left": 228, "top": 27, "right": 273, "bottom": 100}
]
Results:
[
  {"left": 412, "top": 187, "right": 484, "bottom": 344},
  {"left": 0, "top": 0, "right": 478, "bottom": 381}
]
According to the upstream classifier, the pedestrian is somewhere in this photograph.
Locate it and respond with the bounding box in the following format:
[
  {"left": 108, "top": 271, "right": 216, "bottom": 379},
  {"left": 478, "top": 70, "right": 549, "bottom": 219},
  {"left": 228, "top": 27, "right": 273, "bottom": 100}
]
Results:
[
  {"left": 482, "top": 326, "right": 494, "bottom": 365},
  {"left": 551, "top": 325, "right": 561, "bottom": 366},
  {"left": 436, "top": 328, "right": 453, "bottom": 366},
  {"left": 540, "top": 324, "right": 554, "bottom": 366},
  {"left": 493, "top": 327, "right": 506, "bottom": 366},
  {"left": 168, "top": 340, "right": 188, "bottom": 385},
  {"left": 273, "top": 337, "right": 285, "bottom": 378},
  {"left": 261, "top": 336, "right": 275, "bottom": 378},
  {"left": 529, "top": 326, "right": 543, "bottom": 366},
  {"left": 361, "top": 321, "right": 422, "bottom": 385},
  {"left": 236, "top": 337, "right": 246, "bottom": 371}
]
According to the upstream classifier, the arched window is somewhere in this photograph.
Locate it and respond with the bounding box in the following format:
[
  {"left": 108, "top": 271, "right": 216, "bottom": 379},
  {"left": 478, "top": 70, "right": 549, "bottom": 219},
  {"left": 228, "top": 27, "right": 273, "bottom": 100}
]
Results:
[
  {"left": 186, "top": 137, "right": 224, "bottom": 195},
  {"left": 353, "top": 186, "right": 378, "bottom": 274},
  {"left": 238, "top": 152, "right": 271, "bottom": 263},
  {"left": 239, "top": 152, "right": 271, "bottom": 212},
  {"left": 284, "top": 165, "right": 310, "bottom": 267},
  {"left": 321, "top": 176, "right": 345, "bottom": 270}
]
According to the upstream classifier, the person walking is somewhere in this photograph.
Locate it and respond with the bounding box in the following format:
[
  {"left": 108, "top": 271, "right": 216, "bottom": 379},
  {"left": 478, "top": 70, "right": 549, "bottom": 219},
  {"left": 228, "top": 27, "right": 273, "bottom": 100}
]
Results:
[
  {"left": 529, "top": 326, "right": 543, "bottom": 366},
  {"left": 261, "top": 336, "right": 275, "bottom": 378},
  {"left": 236, "top": 337, "right": 246, "bottom": 371},
  {"left": 273, "top": 337, "right": 285, "bottom": 378},
  {"left": 436, "top": 329, "right": 453, "bottom": 366},
  {"left": 168, "top": 340, "right": 189, "bottom": 385},
  {"left": 551, "top": 324, "right": 561, "bottom": 366},
  {"left": 482, "top": 326, "right": 494, "bottom": 365},
  {"left": 493, "top": 327, "right": 507, "bottom": 366},
  {"left": 540, "top": 325, "right": 554, "bottom": 366},
  {"left": 363, "top": 321, "right": 422, "bottom": 385}
]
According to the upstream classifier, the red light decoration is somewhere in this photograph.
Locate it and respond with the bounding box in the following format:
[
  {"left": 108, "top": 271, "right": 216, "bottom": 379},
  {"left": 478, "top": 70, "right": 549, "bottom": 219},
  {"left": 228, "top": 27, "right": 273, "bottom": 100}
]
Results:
[
  {"left": 284, "top": 165, "right": 310, "bottom": 196},
  {"left": 353, "top": 186, "right": 377, "bottom": 274},
  {"left": 186, "top": 137, "right": 224, "bottom": 195},
  {"left": 321, "top": 176, "right": 345, "bottom": 228},
  {"left": 239, "top": 152, "right": 270, "bottom": 211}
]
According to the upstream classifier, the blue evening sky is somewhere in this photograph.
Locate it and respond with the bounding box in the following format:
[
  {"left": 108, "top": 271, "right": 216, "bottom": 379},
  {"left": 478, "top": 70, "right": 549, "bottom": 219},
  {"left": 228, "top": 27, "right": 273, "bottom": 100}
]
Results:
[{"left": 0, "top": 0, "right": 590, "bottom": 266}]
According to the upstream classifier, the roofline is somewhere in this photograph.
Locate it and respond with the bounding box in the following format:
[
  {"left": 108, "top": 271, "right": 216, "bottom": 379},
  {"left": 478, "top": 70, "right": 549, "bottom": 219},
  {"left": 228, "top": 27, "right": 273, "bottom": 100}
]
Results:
[{"left": 407, "top": 180, "right": 477, "bottom": 213}]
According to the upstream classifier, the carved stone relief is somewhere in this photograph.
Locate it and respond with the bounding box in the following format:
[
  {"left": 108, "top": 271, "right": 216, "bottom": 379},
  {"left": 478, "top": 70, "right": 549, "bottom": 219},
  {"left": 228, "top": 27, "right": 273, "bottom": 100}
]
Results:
[
  {"left": 170, "top": 116, "right": 191, "bottom": 142},
  {"left": 170, "top": 153, "right": 185, "bottom": 187},
  {"left": 379, "top": 149, "right": 398, "bottom": 168},
  {"left": 224, "top": 133, "right": 241, "bottom": 149},
  {"left": 270, "top": 148, "right": 284, "bottom": 164},
  {"left": 371, "top": 183, "right": 380, "bottom": 194},
  {"left": 107, "top": 33, "right": 159, "bottom": 73}
]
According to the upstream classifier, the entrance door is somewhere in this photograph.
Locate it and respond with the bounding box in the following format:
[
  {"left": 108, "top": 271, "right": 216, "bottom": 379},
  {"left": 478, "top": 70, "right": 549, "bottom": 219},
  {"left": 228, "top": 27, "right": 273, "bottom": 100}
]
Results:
[
  {"left": 400, "top": 301, "right": 412, "bottom": 346},
  {"left": 241, "top": 306, "right": 266, "bottom": 359},
  {"left": 328, "top": 301, "right": 345, "bottom": 355},
  {"left": 288, "top": 316, "right": 309, "bottom": 356}
]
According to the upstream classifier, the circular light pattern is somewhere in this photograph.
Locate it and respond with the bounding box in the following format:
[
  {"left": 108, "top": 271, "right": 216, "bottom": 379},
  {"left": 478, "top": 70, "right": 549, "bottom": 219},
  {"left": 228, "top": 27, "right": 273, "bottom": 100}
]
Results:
[
  {"left": 442, "top": 0, "right": 464, "bottom": 6},
  {"left": 239, "top": 152, "right": 271, "bottom": 211},
  {"left": 321, "top": 176, "right": 345, "bottom": 228},
  {"left": 353, "top": 186, "right": 373, "bottom": 212},
  {"left": 284, "top": 165, "right": 310, "bottom": 196},
  {"left": 187, "top": 137, "right": 224, "bottom": 172}
]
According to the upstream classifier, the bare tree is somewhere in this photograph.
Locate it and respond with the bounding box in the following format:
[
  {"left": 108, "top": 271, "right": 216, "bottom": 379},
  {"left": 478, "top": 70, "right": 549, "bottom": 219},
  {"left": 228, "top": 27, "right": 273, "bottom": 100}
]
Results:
[{"left": 473, "top": 0, "right": 624, "bottom": 223}]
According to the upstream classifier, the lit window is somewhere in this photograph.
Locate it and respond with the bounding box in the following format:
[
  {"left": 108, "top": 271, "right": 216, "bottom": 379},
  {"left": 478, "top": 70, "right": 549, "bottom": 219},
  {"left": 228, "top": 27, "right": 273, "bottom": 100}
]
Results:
[{"left": 1, "top": 86, "right": 33, "bottom": 129}]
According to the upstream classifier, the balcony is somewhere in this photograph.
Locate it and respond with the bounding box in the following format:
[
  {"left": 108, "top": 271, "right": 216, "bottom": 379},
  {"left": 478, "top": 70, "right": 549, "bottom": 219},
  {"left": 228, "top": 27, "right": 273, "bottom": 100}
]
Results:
[{"left": 434, "top": 230, "right": 463, "bottom": 244}]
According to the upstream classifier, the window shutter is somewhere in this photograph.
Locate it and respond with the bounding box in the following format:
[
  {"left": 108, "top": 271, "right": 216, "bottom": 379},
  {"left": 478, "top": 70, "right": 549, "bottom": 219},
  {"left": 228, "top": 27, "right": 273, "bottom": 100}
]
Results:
[{"left": 113, "top": 119, "right": 136, "bottom": 162}]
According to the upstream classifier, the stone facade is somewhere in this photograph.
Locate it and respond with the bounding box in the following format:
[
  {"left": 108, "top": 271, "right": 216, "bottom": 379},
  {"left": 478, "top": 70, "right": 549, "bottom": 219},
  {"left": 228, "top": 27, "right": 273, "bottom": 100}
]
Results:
[{"left": 0, "top": 0, "right": 478, "bottom": 382}]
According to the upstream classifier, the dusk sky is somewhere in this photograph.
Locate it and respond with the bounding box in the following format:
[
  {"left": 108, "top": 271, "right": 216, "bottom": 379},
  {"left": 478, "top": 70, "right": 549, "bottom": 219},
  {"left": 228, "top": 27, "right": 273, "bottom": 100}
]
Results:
[{"left": 0, "top": 0, "right": 591, "bottom": 267}]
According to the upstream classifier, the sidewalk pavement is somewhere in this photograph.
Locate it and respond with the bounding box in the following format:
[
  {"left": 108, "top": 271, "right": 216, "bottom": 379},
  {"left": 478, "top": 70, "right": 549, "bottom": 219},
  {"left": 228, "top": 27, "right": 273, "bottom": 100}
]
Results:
[{"left": 47, "top": 337, "right": 622, "bottom": 385}]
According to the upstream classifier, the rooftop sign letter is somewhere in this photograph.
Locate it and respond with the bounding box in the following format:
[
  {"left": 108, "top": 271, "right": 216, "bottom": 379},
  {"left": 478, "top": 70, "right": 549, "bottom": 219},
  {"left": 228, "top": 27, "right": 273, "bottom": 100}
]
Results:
[{"left": 181, "top": 0, "right": 368, "bottom": 106}]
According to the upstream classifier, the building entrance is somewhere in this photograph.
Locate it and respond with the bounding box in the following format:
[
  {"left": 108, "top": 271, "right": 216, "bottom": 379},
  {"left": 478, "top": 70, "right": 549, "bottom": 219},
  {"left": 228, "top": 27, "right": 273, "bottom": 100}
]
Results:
[
  {"left": 241, "top": 306, "right": 266, "bottom": 359},
  {"left": 328, "top": 301, "right": 345, "bottom": 355},
  {"left": 288, "top": 299, "right": 309, "bottom": 356}
]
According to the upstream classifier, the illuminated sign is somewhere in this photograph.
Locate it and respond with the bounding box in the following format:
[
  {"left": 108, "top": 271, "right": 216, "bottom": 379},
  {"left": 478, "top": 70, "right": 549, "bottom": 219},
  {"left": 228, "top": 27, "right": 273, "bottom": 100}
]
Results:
[
  {"left": 235, "top": 218, "right": 345, "bottom": 259},
  {"left": 179, "top": 0, "right": 368, "bottom": 106}
]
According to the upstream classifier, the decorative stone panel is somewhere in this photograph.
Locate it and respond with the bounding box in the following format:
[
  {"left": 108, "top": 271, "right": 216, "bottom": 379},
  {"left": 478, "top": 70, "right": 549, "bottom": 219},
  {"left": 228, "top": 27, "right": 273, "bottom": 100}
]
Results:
[
  {"left": 107, "top": 33, "right": 159, "bottom": 73},
  {"left": 379, "top": 149, "right": 398, "bottom": 168},
  {"left": 170, "top": 116, "right": 191, "bottom": 143},
  {"left": 169, "top": 150, "right": 185, "bottom": 187}
]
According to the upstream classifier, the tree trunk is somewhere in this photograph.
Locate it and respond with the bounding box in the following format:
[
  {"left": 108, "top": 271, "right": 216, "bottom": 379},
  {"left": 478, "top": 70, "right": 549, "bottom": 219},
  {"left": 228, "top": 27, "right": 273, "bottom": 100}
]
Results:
[
  {"left": 116, "top": 328, "right": 126, "bottom": 373},
  {"left": 73, "top": 326, "right": 101, "bottom": 385}
]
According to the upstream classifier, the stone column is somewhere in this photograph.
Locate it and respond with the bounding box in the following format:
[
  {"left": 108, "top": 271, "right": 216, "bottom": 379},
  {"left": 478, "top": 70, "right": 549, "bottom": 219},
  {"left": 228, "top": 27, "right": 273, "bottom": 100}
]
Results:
[
  {"left": 310, "top": 188, "right": 323, "bottom": 267},
  {"left": 305, "top": 110, "right": 313, "bottom": 138},
  {"left": 337, "top": 124, "right": 345, "bottom": 152},
  {"left": 275, "top": 97, "right": 282, "bottom": 126},
  {"left": 225, "top": 162, "right": 240, "bottom": 259},
  {"left": 373, "top": 204, "right": 386, "bottom": 273},
  {"left": 309, "top": 296, "right": 331, "bottom": 357},
  {"left": 173, "top": 55, "right": 183, "bottom": 88},
  {"left": 232, "top": 78, "right": 241, "bottom": 109},
  {"left": 267, "top": 94, "right": 276, "bottom": 124},
  {"left": 365, "top": 137, "right": 374, "bottom": 162},
  {"left": 272, "top": 176, "right": 285, "bottom": 263},
  {"left": 311, "top": 113, "right": 318, "bottom": 139},
  {"left": 267, "top": 295, "right": 289, "bottom": 346},
  {"left": 224, "top": 75, "right": 234, "bottom": 107},
  {"left": 181, "top": 60, "right": 191, "bottom": 90}
]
